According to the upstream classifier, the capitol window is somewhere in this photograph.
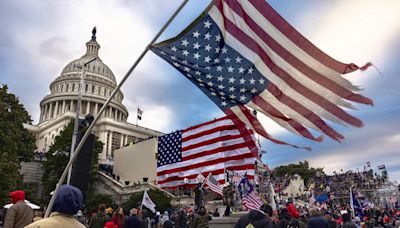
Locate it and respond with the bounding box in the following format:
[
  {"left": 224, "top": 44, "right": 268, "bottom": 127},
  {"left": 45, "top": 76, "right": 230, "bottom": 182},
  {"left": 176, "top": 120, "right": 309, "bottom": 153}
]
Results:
[
  {"left": 92, "top": 84, "right": 95, "bottom": 93},
  {"left": 72, "top": 83, "right": 75, "bottom": 92},
  {"left": 66, "top": 83, "right": 69, "bottom": 92}
]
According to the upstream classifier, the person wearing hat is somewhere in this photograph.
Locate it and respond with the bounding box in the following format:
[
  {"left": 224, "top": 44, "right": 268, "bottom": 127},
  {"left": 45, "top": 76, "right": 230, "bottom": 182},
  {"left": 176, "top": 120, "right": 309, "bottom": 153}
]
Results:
[
  {"left": 234, "top": 204, "right": 275, "bottom": 228},
  {"left": 307, "top": 208, "right": 328, "bottom": 228},
  {"left": 323, "top": 210, "right": 336, "bottom": 228},
  {"left": 3, "top": 190, "right": 34, "bottom": 228},
  {"left": 25, "top": 185, "right": 86, "bottom": 228}
]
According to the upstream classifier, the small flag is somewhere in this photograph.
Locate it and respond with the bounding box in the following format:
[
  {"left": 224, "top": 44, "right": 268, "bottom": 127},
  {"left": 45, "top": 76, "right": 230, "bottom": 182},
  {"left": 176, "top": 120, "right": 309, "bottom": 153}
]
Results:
[
  {"left": 377, "top": 164, "right": 386, "bottom": 170},
  {"left": 238, "top": 175, "right": 263, "bottom": 210},
  {"left": 141, "top": 190, "right": 156, "bottom": 213},
  {"left": 137, "top": 108, "right": 143, "bottom": 120},
  {"left": 206, "top": 174, "right": 223, "bottom": 196},
  {"left": 269, "top": 183, "right": 277, "bottom": 211}
]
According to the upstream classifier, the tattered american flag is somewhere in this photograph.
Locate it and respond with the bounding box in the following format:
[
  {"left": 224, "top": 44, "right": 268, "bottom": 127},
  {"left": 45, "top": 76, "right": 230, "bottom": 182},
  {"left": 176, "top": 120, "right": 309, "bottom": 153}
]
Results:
[
  {"left": 151, "top": 0, "right": 372, "bottom": 145},
  {"left": 157, "top": 116, "right": 256, "bottom": 189}
]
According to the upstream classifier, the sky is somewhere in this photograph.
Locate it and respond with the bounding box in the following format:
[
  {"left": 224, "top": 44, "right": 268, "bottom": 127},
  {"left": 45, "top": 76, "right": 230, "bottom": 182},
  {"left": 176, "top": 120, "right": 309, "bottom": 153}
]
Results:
[{"left": 1, "top": 0, "right": 400, "bottom": 182}]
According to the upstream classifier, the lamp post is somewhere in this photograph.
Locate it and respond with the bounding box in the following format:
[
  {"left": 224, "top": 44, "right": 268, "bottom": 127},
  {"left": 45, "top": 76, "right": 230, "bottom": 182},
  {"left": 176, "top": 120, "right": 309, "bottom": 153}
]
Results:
[{"left": 67, "top": 57, "right": 97, "bottom": 185}]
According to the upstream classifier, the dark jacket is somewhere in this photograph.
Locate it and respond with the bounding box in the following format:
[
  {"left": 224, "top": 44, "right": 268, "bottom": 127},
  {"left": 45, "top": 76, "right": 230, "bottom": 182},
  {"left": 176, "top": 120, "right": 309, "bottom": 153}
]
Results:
[
  {"left": 307, "top": 216, "right": 329, "bottom": 228},
  {"left": 191, "top": 212, "right": 210, "bottom": 228},
  {"left": 123, "top": 215, "right": 142, "bottom": 228},
  {"left": 234, "top": 210, "right": 275, "bottom": 228}
]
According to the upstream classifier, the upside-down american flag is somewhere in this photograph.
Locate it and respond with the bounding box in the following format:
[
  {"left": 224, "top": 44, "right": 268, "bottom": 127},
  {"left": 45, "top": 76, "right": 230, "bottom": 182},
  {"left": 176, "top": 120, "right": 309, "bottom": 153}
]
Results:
[
  {"left": 157, "top": 116, "right": 256, "bottom": 189},
  {"left": 238, "top": 175, "right": 264, "bottom": 211},
  {"left": 151, "top": 0, "right": 372, "bottom": 145}
]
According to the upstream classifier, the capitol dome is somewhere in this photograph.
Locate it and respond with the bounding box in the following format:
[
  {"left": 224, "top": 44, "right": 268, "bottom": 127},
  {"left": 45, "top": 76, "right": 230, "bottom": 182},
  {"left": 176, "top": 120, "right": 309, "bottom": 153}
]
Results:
[{"left": 39, "top": 28, "right": 128, "bottom": 124}]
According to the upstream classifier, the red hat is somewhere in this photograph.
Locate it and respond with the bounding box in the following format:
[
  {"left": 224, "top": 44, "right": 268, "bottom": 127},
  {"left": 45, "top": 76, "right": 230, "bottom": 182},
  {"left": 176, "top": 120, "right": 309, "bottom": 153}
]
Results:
[
  {"left": 9, "top": 190, "right": 25, "bottom": 204},
  {"left": 104, "top": 222, "right": 117, "bottom": 228}
]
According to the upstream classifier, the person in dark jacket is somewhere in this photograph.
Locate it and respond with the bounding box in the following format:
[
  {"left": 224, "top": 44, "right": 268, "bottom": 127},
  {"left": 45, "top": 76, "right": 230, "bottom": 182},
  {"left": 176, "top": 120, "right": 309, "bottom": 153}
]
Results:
[
  {"left": 123, "top": 208, "right": 141, "bottom": 228},
  {"left": 234, "top": 204, "right": 275, "bottom": 228},
  {"left": 323, "top": 211, "right": 336, "bottom": 228},
  {"left": 341, "top": 211, "right": 356, "bottom": 228},
  {"left": 307, "top": 209, "right": 329, "bottom": 228},
  {"left": 192, "top": 206, "right": 211, "bottom": 228},
  {"left": 278, "top": 208, "right": 299, "bottom": 228}
]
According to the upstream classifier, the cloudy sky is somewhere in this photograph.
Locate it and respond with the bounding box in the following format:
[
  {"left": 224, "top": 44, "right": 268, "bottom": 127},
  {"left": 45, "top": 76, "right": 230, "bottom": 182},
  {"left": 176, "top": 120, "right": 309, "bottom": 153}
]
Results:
[{"left": 1, "top": 0, "right": 400, "bottom": 181}]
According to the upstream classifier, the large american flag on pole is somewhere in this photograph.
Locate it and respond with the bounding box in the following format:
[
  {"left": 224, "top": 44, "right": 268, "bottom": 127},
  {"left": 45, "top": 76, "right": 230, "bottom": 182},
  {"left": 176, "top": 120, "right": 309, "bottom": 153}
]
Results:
[
  {"left": 238, "top": 175, "right": 264, "bottom": 211},
  {"left": 151, "top": 0, "right": 372, "bottom": 144},
  {"left": 157, "top": 116, "right": 256, "bottom": 189}
]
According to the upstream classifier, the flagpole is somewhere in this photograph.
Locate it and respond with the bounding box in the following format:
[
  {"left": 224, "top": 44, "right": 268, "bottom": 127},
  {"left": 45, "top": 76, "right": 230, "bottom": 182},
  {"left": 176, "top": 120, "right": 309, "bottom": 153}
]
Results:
[{"left": 44, "top": 0, "right": 189, "bottom": 217}]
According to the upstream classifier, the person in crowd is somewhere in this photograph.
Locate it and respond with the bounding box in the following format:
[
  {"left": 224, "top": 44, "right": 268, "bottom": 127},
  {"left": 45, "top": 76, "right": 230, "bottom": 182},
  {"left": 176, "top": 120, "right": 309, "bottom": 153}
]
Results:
[
  {"left": 277, "top": 208, "right": 299, "bottom": 228},
  {"left": 140, "top": 209, "right": 152, "bottom": 228},
  {"left": 177, "top": 209, "right": 188, "bottom": 228},
  {"left": 152, "top": 211, "right": 161, "bottom": 228},
  {"left": 222, "top": 183, "right": 235, "bottom": 216},
  {"left": 90, "top": 204, "right": 110, "bottom": 228},
  {"left": 25, "top": 185, "right": 85, "bottom": 228},
  {"left": 307, "top": 208, "right": 328, "bottom": 228},
  {"left": 3, "top": 190, "right": 34, "bottom": 228},
  {"left": 123, "top": 208, "right": 141, "bottom": 228},
  {"left": 341, "top": 210, "right": 356, "bottom": 228},
  {"left": 323, "top": 211, "right": 336, "bottom": 228},
  {"left": 112, "top": 207, "right": 125, "bottom": 228},
  {"left": 160, "top": 211, "right": 170, "bottom": 227},
  {"left": 212, "top": 208, "right": 220, "bottom": 217},
  {"left": 234, "top": 204, "right": 275, "bottom": 228},
  {"left": 286, "top": 198, "right": 300, "bottom": 219},
  {"left": 191, "top": 206, "right": 211, "bottom": 228}
]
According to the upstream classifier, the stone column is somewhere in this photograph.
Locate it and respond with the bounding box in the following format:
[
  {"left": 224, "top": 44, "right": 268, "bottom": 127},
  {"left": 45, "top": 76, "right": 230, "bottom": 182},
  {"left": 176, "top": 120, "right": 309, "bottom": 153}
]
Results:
[
  {"left": 70, "top": 100, "right": 74, "bottom": 113},
  {"left": 120, "top": 134, "right": 124, "bottom": 148},
  {"left": 48, "top": 102, "right": 53, "bottom": 119},
  {"left": 94, "top": 102, "right": 99, "bottom": 116},
  {"left": 107, "top": 131, "right": 113, "bottom": 157},
  {"left": 54, "top": 101, "right": 59, "bottom": 117},
  {"left": 62, "top": 100, "right": 66, "bottom": 115},
  {"left": 86, "top": 101, "right": 90, "bottom": 114}
]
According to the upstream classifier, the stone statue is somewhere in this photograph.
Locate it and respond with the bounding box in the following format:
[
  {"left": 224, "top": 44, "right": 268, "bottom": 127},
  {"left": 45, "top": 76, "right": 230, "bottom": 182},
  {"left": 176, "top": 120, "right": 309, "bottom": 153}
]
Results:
[{"left": 91, "top": 26, "right": 97, "bottom": 40}]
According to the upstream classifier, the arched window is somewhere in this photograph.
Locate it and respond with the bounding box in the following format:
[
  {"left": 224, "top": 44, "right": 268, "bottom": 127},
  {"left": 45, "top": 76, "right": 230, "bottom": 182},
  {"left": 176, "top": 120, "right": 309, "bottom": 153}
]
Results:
[
  {"left": 92, "top": 84, "right": 95, "bottom": 93},
  {"left": 72, "top": 83, "right": 75, "bottom": 92},
  {"left": 66, "top": 83, "right": 69, "bottom": 92}
]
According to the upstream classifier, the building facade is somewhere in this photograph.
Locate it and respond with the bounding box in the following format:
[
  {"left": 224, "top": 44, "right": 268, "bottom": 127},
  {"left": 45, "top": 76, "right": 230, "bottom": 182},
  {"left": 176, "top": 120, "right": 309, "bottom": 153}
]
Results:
[{"left": 25, "top": 30, "right": 163, "bottom": 163}]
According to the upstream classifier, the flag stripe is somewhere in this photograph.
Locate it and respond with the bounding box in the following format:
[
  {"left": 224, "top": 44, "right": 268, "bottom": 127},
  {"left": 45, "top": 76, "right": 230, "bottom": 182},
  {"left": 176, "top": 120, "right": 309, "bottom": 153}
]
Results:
[
  {"left": 215, "top": 3, "right": 364, "bottom": 128},
  {"left": 251, "top": 95, "right": 320, "bottom": 141},
  {"left": 157, "top": 116, "right": 257, "bottom": 189},
  {"left": 157, "top": 152, "right": 254, "bottom": 176},
  {"left": 247, "top": 0, "right": 364, "bottom": 75},
  {"left": 223, "top": 0, "right": 372, "bottom": 106}
]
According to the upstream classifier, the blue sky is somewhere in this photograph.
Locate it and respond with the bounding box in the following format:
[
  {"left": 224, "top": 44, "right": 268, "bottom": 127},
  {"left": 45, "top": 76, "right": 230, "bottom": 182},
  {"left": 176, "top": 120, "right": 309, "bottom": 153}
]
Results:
[{"left": 1, "top": 0, "right": 399, "bottom": 182}]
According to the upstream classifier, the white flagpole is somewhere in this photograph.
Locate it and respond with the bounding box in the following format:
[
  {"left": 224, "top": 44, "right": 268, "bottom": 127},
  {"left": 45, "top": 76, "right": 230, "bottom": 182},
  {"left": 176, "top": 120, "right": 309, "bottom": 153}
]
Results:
[{"left": 44, "top": 0, "right": 189, "bottom": 217}]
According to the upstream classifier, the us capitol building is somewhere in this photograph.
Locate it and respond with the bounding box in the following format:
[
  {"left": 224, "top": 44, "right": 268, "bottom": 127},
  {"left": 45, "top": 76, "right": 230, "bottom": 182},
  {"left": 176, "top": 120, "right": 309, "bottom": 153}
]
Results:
[{"left": 25, "top": 30, "right": 162, "bottom": 164}]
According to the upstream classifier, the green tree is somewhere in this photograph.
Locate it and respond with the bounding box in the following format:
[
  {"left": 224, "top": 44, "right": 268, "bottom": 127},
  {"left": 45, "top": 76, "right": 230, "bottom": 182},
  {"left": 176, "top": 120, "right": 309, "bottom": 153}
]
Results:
[
  {"left": 41, "top": 120, "right": 103, "bottom": 202},
  {"left": 86, "top": 193, "right": 114, "bottom": 214},
  {"left": 273, "top": 160, "right": 324, "bottom": 185},
  {"left": 0, "top": 85, "right": 36, "bottom": 205},
  {"left": 121, "top": 189, "right": 172, "bottom": 214}
]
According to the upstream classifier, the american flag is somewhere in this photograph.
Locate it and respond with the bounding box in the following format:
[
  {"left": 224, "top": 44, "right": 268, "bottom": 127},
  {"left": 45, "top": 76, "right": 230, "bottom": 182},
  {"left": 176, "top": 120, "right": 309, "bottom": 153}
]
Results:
[
  {"left": 238, "top": 175, "right": 264, "bottom": 211},
  {"left": 151, "top": 0, "right": 372, "bottom": 145},
  {"left": 206, "top": 174, "right": 223, "bottom": 196},
  {"left": 156, "top": 116, "right": 256, "bottom": 189}
]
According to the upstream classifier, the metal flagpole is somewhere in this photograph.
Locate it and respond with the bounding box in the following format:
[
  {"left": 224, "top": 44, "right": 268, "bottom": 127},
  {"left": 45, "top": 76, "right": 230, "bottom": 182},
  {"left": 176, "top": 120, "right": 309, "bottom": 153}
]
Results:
[
  {"left": 44, "top": 0, "right": 189, "bottom": 217},
  {"left": 67, "top": 57, "right": 97, "bottom": 185}
]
